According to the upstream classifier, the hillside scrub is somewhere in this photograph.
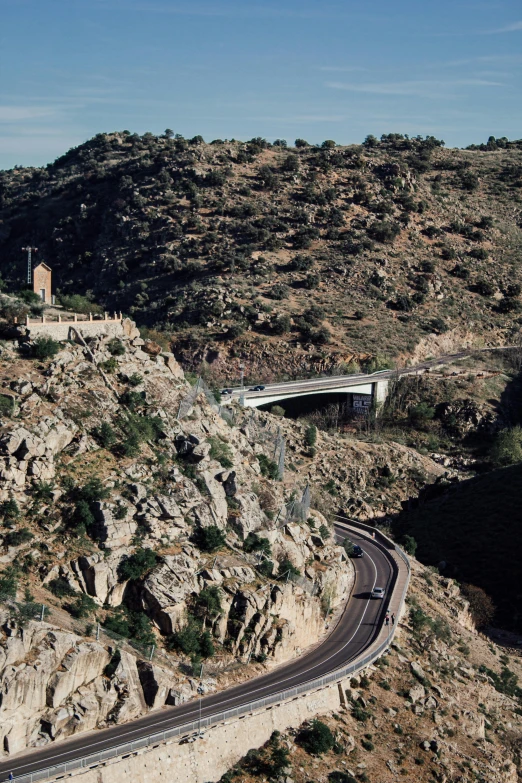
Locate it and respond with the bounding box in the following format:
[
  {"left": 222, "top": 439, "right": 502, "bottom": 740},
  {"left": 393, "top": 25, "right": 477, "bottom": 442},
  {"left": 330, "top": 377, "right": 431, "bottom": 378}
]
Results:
[{"left": 1, "top": 132, "right": 522, "bottom": 382}]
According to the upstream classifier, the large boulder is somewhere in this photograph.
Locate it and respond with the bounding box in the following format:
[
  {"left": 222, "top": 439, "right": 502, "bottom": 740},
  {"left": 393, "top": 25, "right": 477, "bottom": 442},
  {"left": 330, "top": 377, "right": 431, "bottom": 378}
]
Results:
[{"left": 141, "top": 554, "right": 200, "bottom": 634}]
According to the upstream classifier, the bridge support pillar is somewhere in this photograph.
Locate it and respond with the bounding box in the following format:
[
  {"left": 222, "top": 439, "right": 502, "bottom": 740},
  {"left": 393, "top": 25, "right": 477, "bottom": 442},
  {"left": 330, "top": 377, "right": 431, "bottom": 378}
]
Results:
[{"left": 373, "top": 380, "right": 390, "bottom": 406}]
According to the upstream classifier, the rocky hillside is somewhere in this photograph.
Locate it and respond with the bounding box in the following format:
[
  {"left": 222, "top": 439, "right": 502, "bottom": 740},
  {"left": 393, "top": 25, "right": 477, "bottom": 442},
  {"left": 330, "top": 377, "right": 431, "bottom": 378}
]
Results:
[
  {"left": 1, "top": 133, "right": 522, "bottom": 381},
  {"left": 0, "top": 322, "right": 356, "bottom": 756},
  {"left": 0, "top": 320, "right": 445, "bottom": 758},
  {"left": 219, "top": 559, "right": 522, "bottom": 783}
]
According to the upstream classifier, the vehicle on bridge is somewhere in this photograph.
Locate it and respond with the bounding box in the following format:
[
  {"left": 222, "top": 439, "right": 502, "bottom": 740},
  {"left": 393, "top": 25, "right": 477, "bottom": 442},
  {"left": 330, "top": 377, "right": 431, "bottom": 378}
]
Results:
[{"left": 371, "top": 586, "right": 385, "bottom": 599}]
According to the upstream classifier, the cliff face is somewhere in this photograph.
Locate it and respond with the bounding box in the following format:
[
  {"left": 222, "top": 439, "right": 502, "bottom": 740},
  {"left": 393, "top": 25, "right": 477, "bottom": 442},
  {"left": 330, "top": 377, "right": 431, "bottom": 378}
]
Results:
[{"left": 0, "top": 323, "right": 359, "bottom": 756}]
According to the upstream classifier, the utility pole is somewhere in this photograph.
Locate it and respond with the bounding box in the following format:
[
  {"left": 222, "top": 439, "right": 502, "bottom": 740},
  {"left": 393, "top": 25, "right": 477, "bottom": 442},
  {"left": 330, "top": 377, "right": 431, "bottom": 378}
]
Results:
[
  {"left": 40, "top": 604, "right": 45, "bottom": 622},
  {"left": 197, "top": 665, "right": 204, "bottom": 736},
  {"left": 22, "top": 246, "right": 38, "bottom": 286},
  {"left": 239, "top": 363, "right": 245, "bottom": 391}
]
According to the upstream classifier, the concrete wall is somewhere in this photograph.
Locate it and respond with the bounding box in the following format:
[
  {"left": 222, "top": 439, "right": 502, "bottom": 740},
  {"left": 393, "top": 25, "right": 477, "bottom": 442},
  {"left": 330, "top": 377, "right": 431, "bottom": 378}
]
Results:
[
  {"left": 22, "top": 320, "right": 124, "bottom": 341},
  {"left": 53, "top": 681, "right": 343, "bottom": 783}
]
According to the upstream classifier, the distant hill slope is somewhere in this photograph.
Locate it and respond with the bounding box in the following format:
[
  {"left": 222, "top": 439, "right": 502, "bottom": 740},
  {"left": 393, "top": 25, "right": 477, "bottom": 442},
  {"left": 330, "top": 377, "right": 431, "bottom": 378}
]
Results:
[
  {"left": 393, "top": 463, "right": 522, "bottom": 632},
  {"left": 1, "top": 132, "right": 522, "bottom": 379}
]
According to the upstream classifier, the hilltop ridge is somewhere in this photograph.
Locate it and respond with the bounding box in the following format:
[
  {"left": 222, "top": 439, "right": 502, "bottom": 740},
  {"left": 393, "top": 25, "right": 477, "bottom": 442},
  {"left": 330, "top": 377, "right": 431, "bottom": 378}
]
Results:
[{"left": 1, "top": 132, "right": 522, "bottom": 381}]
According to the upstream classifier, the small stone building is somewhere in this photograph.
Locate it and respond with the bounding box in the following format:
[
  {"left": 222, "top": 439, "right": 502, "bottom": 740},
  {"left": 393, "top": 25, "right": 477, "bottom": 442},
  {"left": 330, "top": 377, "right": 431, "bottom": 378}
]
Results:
[{"left": 32, "top": 262, "right": 51, "bottom": 303}]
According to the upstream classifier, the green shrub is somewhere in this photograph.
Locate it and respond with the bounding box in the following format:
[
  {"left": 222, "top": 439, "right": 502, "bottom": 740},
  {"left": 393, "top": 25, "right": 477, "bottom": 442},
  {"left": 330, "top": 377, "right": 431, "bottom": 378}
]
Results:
[
  {"left": 208, "top": 436, "right": 234, "bottom": 468},
  {"left": 319, "top": 523, "right": 330, "bottom": 540},
  {"left": 243, "top": 532, "right": 271, "bottom": 556},
  {"left": 33, "top": 481, "right": 54, "bottom": 502},
  {"left": 270, "top": 405, "right": 285, "bottom": 418},
  {"left": 32, "top": 336, "right": 60, "bottom": 360},
  {"left": 278, "top": 557, "right": 301, "bottom": 579},
  {"left": 58, "top": 294, "right": 102, "bottom": 314},
  {"left": 0, "top": 568, "right": 18, "bottom": 600},
  {"left": 402, "top": 535, "right": 417, "bottom": 555},
  {"left": 127, "top": 372, "right": 143, "bottom": 387},
  {"left": 0, "top": 395, "right": 15, "bottom": 417},
  {"left": 18, "top": 289, "right": 41, "bottom": 305},
  {"left": 325, "top": 479, "right": 338, "bottom": 496},
  {"left": 351, "top": 701, "right": 370, "bottom": 722},
  {"left": 48, "top": 577, "right": 77, "bottom": 598},
  {"left": 67, "top": 593, "right": 97, "bottom": 618},
  {"left": 490, "top": 427, "right": 522, "bottom": 467},
  {"left": 99, "top": 357, "right": 118, "bottom": 373},
  {"left": 305, "top": 425, "right": 317, "bottom": 448},
  {"left": 170, "top": 618, "right": 215, "bottom": 659},
  {"left": 119, "top": 390, "right": 146, "bottom": 410},
  {"left": 118, "top": 548, "right": 158, "bottom": 581},
  {"left": 408, "top": 402, "right": 435, "bottom": 427},
  {"left": 298, "top": 719, "right": 335, "bottom": 755},
  {"left": 269, "top": 283, "right": 289, "bottom": 300},
  {"left": 0, "top": 499, "right": 20, "bottom": 522},
  {"left": 71, "top": 499, "right": 95, "bottom": 532},
  {"left": 107, "top": 338, "right": 125, "bottom": 356},
  {"left": 193, "top": 525, "right": 226, "bottom": 552},
  {"left": 258, "top": 454, "right": 279, "bottom": 479},
  {"left": 195, "top": 586, "right": 222, "bottom": 618},
  {"left": 257, "top": 560, "right": 274, "bottom": 578},
  {"left": 328, "top": 773, "right": 357, "bottom": 783},
  {"left": 104, "top": 608, "right": 131, "bottom": 637},
  {"left": 4, "top": 528, "right": 33, "bottom": 547},
  {"left": 92, "top": 421, "right": 117, "bottom": 449}
]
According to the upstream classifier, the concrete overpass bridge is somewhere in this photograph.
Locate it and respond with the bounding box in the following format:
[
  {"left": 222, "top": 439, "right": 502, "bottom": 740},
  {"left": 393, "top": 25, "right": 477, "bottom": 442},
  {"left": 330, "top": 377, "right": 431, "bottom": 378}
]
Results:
[
  {"left": 225, "top": 348, "right": 490, "bottom": 410},
  {"left": 229, "top": 371, "right": 389, "bottom": 410}
]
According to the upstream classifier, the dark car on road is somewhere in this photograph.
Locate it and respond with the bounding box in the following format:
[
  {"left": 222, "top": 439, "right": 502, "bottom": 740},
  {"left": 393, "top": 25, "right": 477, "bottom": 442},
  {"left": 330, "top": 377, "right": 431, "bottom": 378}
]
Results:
[
  {"left": 221, "top": 388, "right": 233, "bottom": 395},
  {"left": 351, "top": 544, "right": 364, "bottom": 557}
]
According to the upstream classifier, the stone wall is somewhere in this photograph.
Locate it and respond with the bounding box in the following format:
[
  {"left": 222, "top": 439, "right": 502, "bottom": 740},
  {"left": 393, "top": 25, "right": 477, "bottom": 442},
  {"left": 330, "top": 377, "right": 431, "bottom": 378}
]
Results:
[
  {"left": 21, "top": 319, "right": 124, "bottom": 341},
  {"left": 50, "top": 680, "right": 344, "bottom": 783}
]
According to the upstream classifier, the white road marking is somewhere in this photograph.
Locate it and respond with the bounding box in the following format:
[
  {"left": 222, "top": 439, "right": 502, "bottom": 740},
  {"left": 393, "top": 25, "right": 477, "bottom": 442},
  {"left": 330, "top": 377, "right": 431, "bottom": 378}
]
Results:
[{"left": 5, "top": 530, "right": 390, "bottom": 774}]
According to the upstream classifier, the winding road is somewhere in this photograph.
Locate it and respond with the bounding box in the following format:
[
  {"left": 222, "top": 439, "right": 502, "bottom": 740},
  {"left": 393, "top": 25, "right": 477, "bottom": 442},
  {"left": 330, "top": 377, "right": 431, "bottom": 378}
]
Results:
[{"left": 0, "top": 525, "right": 400, "bottom": 782}]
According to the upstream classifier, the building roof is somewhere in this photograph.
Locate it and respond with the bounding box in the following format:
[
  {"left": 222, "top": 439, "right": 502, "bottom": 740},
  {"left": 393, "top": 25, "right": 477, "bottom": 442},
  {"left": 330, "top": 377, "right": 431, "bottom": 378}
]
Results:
[{"left": 33, "top": 262, "right": 52, "bottom": 272}]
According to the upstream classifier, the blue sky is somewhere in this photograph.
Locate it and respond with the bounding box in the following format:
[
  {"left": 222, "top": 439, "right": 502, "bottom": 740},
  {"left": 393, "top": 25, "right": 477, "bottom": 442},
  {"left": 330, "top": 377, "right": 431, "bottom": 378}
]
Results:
[{"left": 1, "top": 0, "right": 521, "bottom": 168}]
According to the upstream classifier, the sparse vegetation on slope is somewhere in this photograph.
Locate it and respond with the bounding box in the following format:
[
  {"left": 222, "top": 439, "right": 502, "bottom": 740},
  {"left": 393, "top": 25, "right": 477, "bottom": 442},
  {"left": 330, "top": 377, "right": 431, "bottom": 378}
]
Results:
[{"left": 1, "top": 132, "right": 522, "bottom": 381}]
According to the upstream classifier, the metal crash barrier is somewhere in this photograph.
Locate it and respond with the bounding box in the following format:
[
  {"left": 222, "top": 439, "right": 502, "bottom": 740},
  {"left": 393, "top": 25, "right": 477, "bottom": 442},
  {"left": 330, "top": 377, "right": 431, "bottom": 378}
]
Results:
[{"left": 11, "top": 524, "right": 410, "bottom": 783}]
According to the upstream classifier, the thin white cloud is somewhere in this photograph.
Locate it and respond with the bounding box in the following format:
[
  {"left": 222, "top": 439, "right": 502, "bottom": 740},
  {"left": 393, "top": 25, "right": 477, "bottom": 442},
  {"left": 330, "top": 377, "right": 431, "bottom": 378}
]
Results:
[
  {"left": 317, "top": 66, "right": 368, "bottom": 73},
  {"left": 438, "top": 54, "right": 522, "bottom": 67},
  {"left": 0, "top": 106, "right": 57, "bottom": 122},
  {"left": 91, "top": 0, "right": 359, "bottom": 20},
  {"left": 486, "top": 20, "right": 522, "bottom": 33},
  {"left": 326, "top": 79, "right": 504, "bottom": 96},
  {"left": 244, "top": 114, "right": 345, "bottom": 123}
]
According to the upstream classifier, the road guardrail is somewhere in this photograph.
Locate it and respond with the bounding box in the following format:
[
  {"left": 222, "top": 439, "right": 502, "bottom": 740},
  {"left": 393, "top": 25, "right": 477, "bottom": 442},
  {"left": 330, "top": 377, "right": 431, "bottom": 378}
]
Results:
[{"left": 9, "top": 523, "right": 409, "bottom": 783}]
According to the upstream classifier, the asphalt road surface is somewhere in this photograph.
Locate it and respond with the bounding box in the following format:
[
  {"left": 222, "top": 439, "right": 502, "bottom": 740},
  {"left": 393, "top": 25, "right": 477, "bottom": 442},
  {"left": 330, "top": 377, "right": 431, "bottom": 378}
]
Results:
[{"left": 0, "top": 527, "right": 394, "bottom": 781}]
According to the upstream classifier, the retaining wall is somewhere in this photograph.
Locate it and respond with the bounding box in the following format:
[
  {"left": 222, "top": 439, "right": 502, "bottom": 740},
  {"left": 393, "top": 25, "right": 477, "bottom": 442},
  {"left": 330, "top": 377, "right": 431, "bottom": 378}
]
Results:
[
  {"left": 50, "top": 682, "right": 343, "bottom": 783},
  {"left": 12, "top": 524, "right": 409, "bottom": 783},
  {"left": 21, "top": 319, "right": 124, "bottom": 341}
]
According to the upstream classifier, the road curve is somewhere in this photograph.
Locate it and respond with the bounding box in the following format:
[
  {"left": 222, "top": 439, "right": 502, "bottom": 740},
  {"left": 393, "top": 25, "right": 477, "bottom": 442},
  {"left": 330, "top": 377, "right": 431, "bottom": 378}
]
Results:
[{"left": 0, "top": 527, "right": 396, "bottom": 781}]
